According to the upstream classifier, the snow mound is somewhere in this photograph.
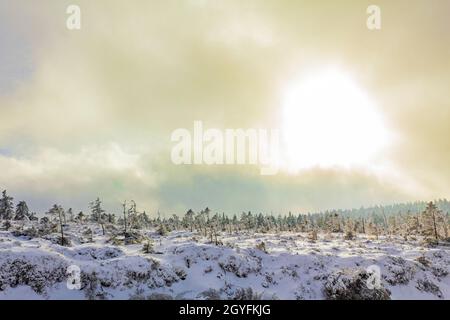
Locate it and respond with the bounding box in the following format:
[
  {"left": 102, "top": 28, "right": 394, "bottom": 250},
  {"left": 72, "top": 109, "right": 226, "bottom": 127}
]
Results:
[
  {"left": 324, "top": 268, "right": 391, "bottom": 300},
  {"left": 0, "top": 225, "right": 449, "bottom": 300}
]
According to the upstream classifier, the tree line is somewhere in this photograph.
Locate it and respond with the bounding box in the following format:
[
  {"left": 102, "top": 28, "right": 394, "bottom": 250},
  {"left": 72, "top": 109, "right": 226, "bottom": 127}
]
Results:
[{"left": 0, "top": 189, "right": 449, "bottom": 246}]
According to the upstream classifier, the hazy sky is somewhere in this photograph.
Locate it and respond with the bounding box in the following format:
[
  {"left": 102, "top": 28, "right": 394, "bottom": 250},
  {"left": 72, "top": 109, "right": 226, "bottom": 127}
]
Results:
[{"left": 0, "top": 0, "right": 449, "bottom": 215}]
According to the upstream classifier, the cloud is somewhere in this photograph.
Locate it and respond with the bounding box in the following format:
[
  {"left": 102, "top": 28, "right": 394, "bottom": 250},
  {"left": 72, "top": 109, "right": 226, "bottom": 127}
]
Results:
[
  {"left": 0, "top": 0, "right": 448, "bottom": 214},
  {"left": 156, "top": 165, "right": 414, "bottom": 215},
  {"left": 0, "top": 143, "right": 159, "bottom": 213}
]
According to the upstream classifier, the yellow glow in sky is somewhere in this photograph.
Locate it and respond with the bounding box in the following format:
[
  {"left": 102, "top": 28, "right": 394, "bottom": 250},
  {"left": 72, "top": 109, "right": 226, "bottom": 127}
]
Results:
[{"left": 0, "top": 0, "right": 449, "bottom": 214}]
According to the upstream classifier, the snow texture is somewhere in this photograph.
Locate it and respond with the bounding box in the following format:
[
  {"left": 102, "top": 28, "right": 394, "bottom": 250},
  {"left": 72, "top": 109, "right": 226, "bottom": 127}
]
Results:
[{"left": 0, "top": 223, "right": 449, "bottom": 300}]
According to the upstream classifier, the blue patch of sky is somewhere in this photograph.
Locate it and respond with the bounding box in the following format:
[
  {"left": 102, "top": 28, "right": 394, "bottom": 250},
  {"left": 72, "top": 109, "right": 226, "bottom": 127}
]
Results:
[
  {"left": 0, "top": 7, "right": 35, "bottom": 95},
  {"left": 0, "top": 147, "right": 13, "bottom": 156}
]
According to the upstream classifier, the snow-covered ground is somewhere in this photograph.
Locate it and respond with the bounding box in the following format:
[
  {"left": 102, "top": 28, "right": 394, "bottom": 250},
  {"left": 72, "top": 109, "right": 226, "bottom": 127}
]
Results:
[{"left": 0, "top": 223, "right": 448, "bottom": 300}]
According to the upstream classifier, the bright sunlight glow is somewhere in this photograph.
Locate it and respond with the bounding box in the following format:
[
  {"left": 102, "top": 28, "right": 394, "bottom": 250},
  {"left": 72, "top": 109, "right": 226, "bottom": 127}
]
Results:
[{"left": 281, "top": 68, "right": 390, "bottom": 172}]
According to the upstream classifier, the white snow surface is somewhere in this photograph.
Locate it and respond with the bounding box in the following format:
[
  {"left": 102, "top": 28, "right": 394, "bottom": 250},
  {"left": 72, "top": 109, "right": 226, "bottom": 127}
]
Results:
[{"left": 0, "top": 223, "right": 449, "bottom": 300}]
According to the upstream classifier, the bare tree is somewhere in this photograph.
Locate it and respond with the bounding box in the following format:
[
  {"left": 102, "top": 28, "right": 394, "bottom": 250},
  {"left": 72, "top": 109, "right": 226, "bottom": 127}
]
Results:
[{"left": 122, "top": 200, "right": 128, "bottom": 234}]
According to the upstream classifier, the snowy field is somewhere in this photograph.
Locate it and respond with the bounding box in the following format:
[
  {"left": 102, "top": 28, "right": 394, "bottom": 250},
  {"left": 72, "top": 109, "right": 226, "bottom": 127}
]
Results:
[{"left": 0, "top": 223, "right": 449, "bottom": 300}]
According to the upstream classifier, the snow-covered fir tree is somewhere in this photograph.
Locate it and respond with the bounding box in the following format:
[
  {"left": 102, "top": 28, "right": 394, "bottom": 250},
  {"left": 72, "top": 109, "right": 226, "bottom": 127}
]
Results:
[
  {"left": 14, "top": 201, "right": 29, "bottom": 220},
  {"left": 0, "top": 190, "right": 14, "bottom": 220}
]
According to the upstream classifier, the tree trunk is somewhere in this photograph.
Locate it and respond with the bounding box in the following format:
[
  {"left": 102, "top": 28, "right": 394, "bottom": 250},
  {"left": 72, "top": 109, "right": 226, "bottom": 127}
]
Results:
[
  {"left": 362, "top": 218, "right": 366, "bottom": 234},
  {"left": 416, "top": 214, "right": 420, "bottom": 234},
  {"left": 122, "top": 202, "right": 127, "bottom": 234},
  {"left": 382, "top": 210, "right": 389, "bottom": 236},
  {"left": 59, "top": 211, "right": 64, "bottom": 246},
  {"left": 432, "top": 210, "right": 439, "bottom": 240}
]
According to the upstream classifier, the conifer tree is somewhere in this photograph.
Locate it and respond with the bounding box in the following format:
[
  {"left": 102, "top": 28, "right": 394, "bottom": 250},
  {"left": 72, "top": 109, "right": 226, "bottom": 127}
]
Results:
[
  {"left": 421, "top": 202, "right": 445, "bottom": 240},
  {"left": 0, "top": 190, "right": 14, "bottom": 220},
  {"left": 90, "top": 198, "right": 106, "bottom": 235},
  {"left": 14, "top": 201, "right": 29, "bottom": 220}
]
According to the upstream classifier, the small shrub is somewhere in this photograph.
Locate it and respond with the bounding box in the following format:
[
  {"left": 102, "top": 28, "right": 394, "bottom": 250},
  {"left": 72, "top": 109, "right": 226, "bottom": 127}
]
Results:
[
  {"left": 53, "top": 236, "right": 71, "bottom": 247},
  {"left": 426, "top": 238, "right": 439, "bottom": 246},
  {"left": 197, "top": 288, "right": 221, "bottom": 300},
  {"left": 324, "top": 269, "right": 391, "bottom": 300},
  {"left": 82, "top": 228, "right": 94, "bottom": 243},
  {"left": 255, "top": 242, "right": 268, "bottom": 253},
  {"left": 384, "top": 256, "right": 416, "bottom": 285},
  {"left": 344, "top": 231, "right": 355, "bottom": 240},
  {"left": 147, "top": 293, "right": 173, "bottom": 300},
  {"left": 2, "top": 221, "right": 11, "bottom": 231},
  {"left": 308, "top": 230, "right": 318, "bottom": 241},
  {"left": 12, "top": 227, "right": 39, "bottom": 239},
  {"left": 124, "top": 230, "right": 145, "bottom": 245},
  {"left": 204, "top": 266, "right": 213, "bottom": 274},
  {"left": 108, "top": 235, "right": 123, "bottom": 246},
  {"left": 416, "top": 256, "right": 431, "bottom": 267},
  {"left": 416, "top": 279, "right": 443, "bottom": 298},
  {"left": 157, "top": 225, "right": 168, "bottom": 236},
  {"left": 142, "top": 240, "right": 154, "bottom": 254},
  {"left": 232, "top": 287, "right": 263, "bottom": 300},
  {"left": 174, "top": 267, "right": 187, "bottom": 280}
]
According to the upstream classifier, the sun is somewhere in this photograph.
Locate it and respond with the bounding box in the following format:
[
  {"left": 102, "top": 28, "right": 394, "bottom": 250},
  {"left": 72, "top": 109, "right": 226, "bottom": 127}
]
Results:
[{"left": 280, "top": 68, "right": 390, "bottom": 172}]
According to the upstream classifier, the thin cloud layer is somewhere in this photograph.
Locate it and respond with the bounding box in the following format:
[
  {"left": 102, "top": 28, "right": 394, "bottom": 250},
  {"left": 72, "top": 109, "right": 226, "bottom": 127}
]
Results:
[{"left": 0, "top": 0, "right": 448, "bottom": 214}]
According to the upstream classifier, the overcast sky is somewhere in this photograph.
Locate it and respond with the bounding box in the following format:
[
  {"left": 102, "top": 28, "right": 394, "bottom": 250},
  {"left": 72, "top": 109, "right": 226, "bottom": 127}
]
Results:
[{"left": 0, "top": 0, "right": 449, "bottom": 216}]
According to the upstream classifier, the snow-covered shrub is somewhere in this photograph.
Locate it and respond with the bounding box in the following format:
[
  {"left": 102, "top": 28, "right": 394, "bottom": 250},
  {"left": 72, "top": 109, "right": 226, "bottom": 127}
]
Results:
[
  {"left": 77, "top": 257, "right": 187, "bottom": 299},
  {"left": 129, "top": 288, "right": 146, "bottom": 300},
  {"left": 81, "top": 271, "right": 111, "bottom": 300},
  {"left": 261, "top": 272, "right": 276, "bottom": 288},
  {"left": 147, "top": 293, "right": 174, "bottom": 300},
  {"left": 203, "top": 265, "right": 213, "bottom": 274},
  {"left": 124, "top": 230, "right": 146, "bottom": 245},
  {"left": 157, "top": 224, "right": 168, "bottom": 236},
  {"left": 255, "top": 241, "right": 268, "bottom": 253},
  {"left": 295, "top": 284, "right": 317, "bottom": 300},
  {"left": 281, "top": 265, "right": 299, "bottom": 279},
  {"left": 416, "top": 256, "right": 431, "bottom": 267},
  {"left": 82, "top": 228, "right": 94, "bottom": 243},
  {"left": 344, "top": 230, "right": 355, "bottom": 240},
  {"left": 423, "top": 238, "right": 440, "bottom": 247},
  {"left": 38, "top": 218, "right": 58, "bottom": 235},
  {"left": 308, "top": 230, "right": 318, "bottom": 241},
  {"left": 231, "top": 287, "right": 263, "bottom": 300},
  {"left": 323, "top": 269, "right": 391, "bottom": 300},
  {"left": 11, "top": 226, "right": 40, "bottom": 239},
  {"left": 123, "top": 258, "right": 185, "bottom": 289},
  {"left": 384, "top": 256, "right": 416, "bottom": 285},
  {"left": 142, "top": 240, "right": 154, "bottom": 254},
  {"left": 197, "top": 288, "right": 221, "bottom": 300},
  {"left": 431, "top": 265, "right": 448, "bottom": 278},
  {"left": 218, "top": 254, "right": 261, "bottom": 278},
  {"left": 107, "top": 233, "right": 123, "bottom": 246},
  {"left": 416, "top": 278, "right": 443, "bottom": 298},
  {"left": 184, "top": 256, "right": 194, "bottom": 268},
  {"left": 48, "top": 235, "right": 71, "bottom": 247},
  {"left": 1, "top": 221, "right": 11, "bottom": 231},
  {"left": 0, "top": 256, "right": 68, "bottom": 294},
  {"left": 74, "top": 246, "right": 123, "bottom": 261},
  {"left": 173, "top": 266, "right": 187, "bottom": 280}
]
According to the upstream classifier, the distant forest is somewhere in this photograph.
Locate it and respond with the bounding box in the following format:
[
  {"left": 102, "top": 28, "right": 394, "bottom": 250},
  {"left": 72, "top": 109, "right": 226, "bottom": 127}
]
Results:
[
  {"left": 1, "top": 188, "right": 449, "bottom": 245},
  {"left": 315, "top": 199, "right": 450, "bottom": 219}
]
